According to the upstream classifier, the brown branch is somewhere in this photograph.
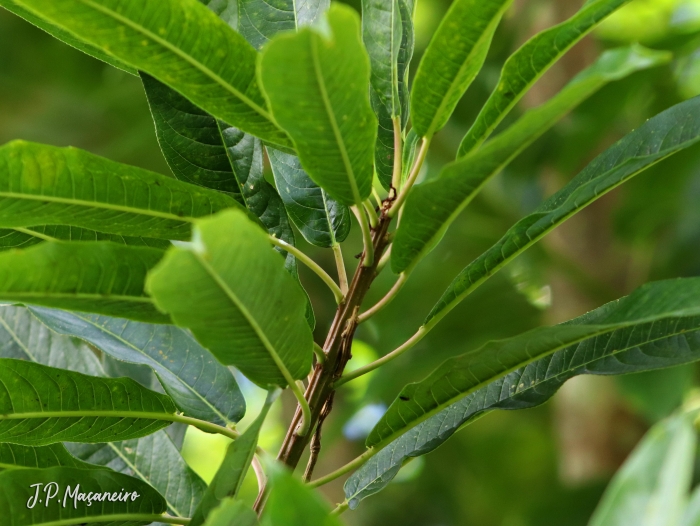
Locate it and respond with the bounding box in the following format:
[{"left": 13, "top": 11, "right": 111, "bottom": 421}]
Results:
[{"left": 303, "top": 391, "right": 335, "bottom": 483}]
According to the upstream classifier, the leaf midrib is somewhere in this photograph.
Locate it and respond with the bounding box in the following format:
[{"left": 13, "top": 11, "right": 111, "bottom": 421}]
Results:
[
  {"left": 76, "top": 0, "right": 275, "bottom": 123},
  {"left": 1, "top": 293, "right": 152, "bottom": 303}
]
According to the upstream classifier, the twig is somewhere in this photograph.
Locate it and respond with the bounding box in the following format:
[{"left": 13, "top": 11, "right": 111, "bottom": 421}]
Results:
[
  {"left": 302, "top": 392, "right": 334, "bottom": 482},
  {"left": 351, "top": 206, "right": 375, "bottom": 267},
  {"left": 391, "top": 116, "right": 403, "bottom": 191},
  {"left": 331, "top": 500, "right": 350, "bottom": 517},
  {"left": 388, "top": 138, "right": 430, "bottom": 218},
  {"left": 307, "top": 448, "right": 377, "bottom": 488},
  {"left": 332, "top": 243, "right": 349, "bottom": 295},
  {"left": 363, "top": 199, "right": 380, "bottom": 228},
  {"left": 357, "top": 273, "right": 407, "bottom": 323}
]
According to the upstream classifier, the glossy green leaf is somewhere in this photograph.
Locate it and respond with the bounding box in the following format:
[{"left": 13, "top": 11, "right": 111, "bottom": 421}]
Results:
[
  {"left": 262, "top": 465, "right": 342, "bottom": 526},
  {"left": 0, "top": 241, "right": 167, "bottom": 323},
  {"left": 345, "top": 285, "right": 700, "bottom": 508},
  {"left": 410, "top": 0, "right": 512, "bottom": 139},
  {"left": 425, "top": 96, "right": 700, "bottom": 327},
  {"left": 368, "top": 278, "right": 700, "bottom": 448},
  {"left": 0, "top": 0, "right": 137, "bottom": 74},
  {"left": 589, "top": 410, "right": 697, "bottom": 526},
  {"left": 0, "top": 358, "right": 176, "bottom": 446},
  {"left": 0, "top": 305, "right": 105, "bottom": 376},
  {"left": 0, "top": 443, "right": 97, "bottom": 471},
  {"left": 14, "top": 0, "right": 291, "bottom": 150},
  {"left": 203, "top": 499, "right": 259, "bottom": 526},
  {"left": 391, "top": 45, "right": 671, "bottom": 273},
  {"left": 268, "top": 149, "right": 351, "bottom": 248},
  {"left": 0, "top": 141, "right": 243, "bottom": 241},
  {"left": 190, "top": 390, "right": 278, "bottom": 526},
  {"left": 458, "top": 0, "right": 631, "bottom": 156},
  {"left": 147, "top": 210, "right": 313, "bottom": 388},
  {"left": 0, "top": 467, "right": 167, "bottom": 525},
  {"left": 68, "top": 431, "right": 207, "bottom": 519},
  {"left": 238, "top": 0, "right": 329, "bottom": 50},
  {"left": 29, "top": 307, "right": 245, "bottom": 426},
  {"left": 363, "top": 0, "right": 415, "bottom": 187},
  {"left": 259, "top": 4, "right": 377, "bottom": 206},
  {"left": 21, "top": 226, "right": 169, "bottom": 249}
]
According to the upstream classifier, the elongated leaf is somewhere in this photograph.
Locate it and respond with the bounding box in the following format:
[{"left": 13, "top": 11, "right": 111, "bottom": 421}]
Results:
[
  {"left": 589, "top": 410, "right": 697, "bottom": 526},
  {"left": 29, "top": 307, "right": 245, "bottom": 426},
  {"left": 410, "top": 0, "right": 512, "bottom": 139},
  {"left": 0, "top": 141, "right": 243, "bottom": 241},
  {"left": 369, "top": 279, "right": 700, "bottom": 447},
  {"left": 200, "top": 0, "right": 237, "bottom": 28},
  {"left": 681, "top": 484, "right": 700, "bottom": 526},
  {"left": 0, "top": 0, "right": 137, "bottom": 74},
  {"left": 239, "top": 0, "right": 329, "bottom": 50},
  {"left": 0, "top": 467, "right": 167, "bottom": 525},
  {"left": 0, "top": 305, "right": 105, "bottom": 376},
  {"left": 363, "top": 0, "right": 415, "bottom": 187},
  {"left": 345, "top": 283, "right": 700, "bottom": 508},
  {"left": 269, "top": 149, "right": 351, "bottom": 248},
  {"left": 21, "top": 226, "right": 170, "bottom": 249},
  {"left": 0, "top": 443, "right": 97, "bottom": 471},
  {"left": 68, "top": 431, "right": 207, "bottom": 519},
  {"left": 0, "top": 241, "right": 167, "bottom": 323},
  {"left": 0, "top": 358, "right": 176, "bottom": 445},
  {"left": 426, "top": 96, "right": 700, "bottom": 326},
  {"left": 260, "top": 4, "right": 377, "bottom": 206},
  {"left": 204, "top": 499, "right": 259, "bottom": 526},
  {"left": 147, "top": 210, "right": 313, "bottom": 388},
  {"left": 14, "top": 0, "right": 292, "bottom": 150},
  {"left": 263, "top": 465, "right": 342, "bottom": 526},
  {"left": 190, "top": 390, "right": 278, "bottom": 526},
  {"left": 392, "top": 45, "right": 671, "bottom": 273},
  {"left": 458, "top": 0, "right": 631, "bottom": 156}
]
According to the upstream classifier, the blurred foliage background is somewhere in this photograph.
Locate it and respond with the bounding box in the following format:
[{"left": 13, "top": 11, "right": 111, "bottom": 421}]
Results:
[{"left": 3, "top": 0, "right": 700, "bottom": 524}]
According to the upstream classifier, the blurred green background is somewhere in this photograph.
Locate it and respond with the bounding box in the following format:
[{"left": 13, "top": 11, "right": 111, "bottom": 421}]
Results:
[{"left": 3, "top": 0, "right": 700, "bottom": 524}]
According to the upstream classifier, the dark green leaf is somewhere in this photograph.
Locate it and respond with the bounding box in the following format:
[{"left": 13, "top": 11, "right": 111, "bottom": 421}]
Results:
[
  {"left": 0, "top": 358, "right": 176, "bottom": 445},
  {"left": 0, "top": 241, "right": 167, "bottom": 323},
  {"left": 369, "top": 278, "right": 700, "bottom": 448},
  {"left": 68, "top": 431, "right": 207, "bottom": 519},
  {"left": 410, "top": 0, "right": 512, "bottom": 139},
  {"left": 203, "top": 499, "right": 259, "bottom": 526},
  {"left": 392, "top": 45, "right": 671, "bottom": 274},
  {"left": 268, "top": 149, "right": 351, "bottom": 248},
  {"left": 238, "top": 0, "right": 329, "bottom": 51},
  {"left": 0, "top": 467, "right": 167, "bottom": 525},
  {"left": 29, "top": 307, "right": 246, "bottom": 426},
  {"left": 259, "top": 4, "right": 377, "bottom": 206},
  {"left": 15, "top": 0, "right": 292, "bottom": 149},
  {"left": 589, "top": 410, "right": 696, "bottom": 526},
  {"left": 345, "top": 282, "right": 700, "bottom": 508},
  {"left": 0, "top": 443, "right": 97, "bottom": 471},
  {"left": 0, "top": 305, "right": 105, "bottom": 376},
  {"left": 190, "top": 390, "right": 278, "bottom": 526},
  {"left": 147, "top": 210, "right": 313, "bottom": 388},
  {"left": 458, "top": 0, "right": 631, "bottom": 156},
  {"left": 0, "top": 141, "right": 243, "bottom": 241},
  {"left": 425, "top": 96, "right": 700, "bottom": 326},
  {"left": 0, "top": 0, "right": 137, "bottom": 74}
]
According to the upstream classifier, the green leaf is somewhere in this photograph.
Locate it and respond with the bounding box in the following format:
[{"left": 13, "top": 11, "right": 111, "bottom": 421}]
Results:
[
  {"left": 0, "top": 358, "right": 176, "bottom": 445},
  {"left": 190, "top": 390, "right": 278, "bottom": 526},
  {"left": 458, "top": 0, "right": 631, "bottom": 156},
  {"left": 0, "top": 0, "right": 137, "bottom": 74},
  {"left": 425, "top": 95, "right": 700, "bottom": 327},
  {"left": 0, "top": 443, "right": 97, "bottom": 471},
  {"left": 391, "top": 45, "right": 671, "bottom": 274},
  {"left": 368, "top": 278, "right": 700, "bottom": 448},
  {"left": 262, "top": 465, "right": 342, "bottom": 526},
  {"left": 238, "top": 0, "right": 329, "bottom": 51},
  {"left": 0, "top": 241, "right": 167, "bottom": 323},
  {"left": 410, "top": 0, "right": 512, "bottom": 139},
  {"left": 681, "top": 484, "right": 700, "bottom": 526},
  {"left": 68, "top": 431, "right": 207, "bottom": 519},
  {"left": 589, "top": 410, "right": 697, "bottom": 526},
  {"left": 22, "top": 226, "right": 170, "bottom": 249},
  {"left": 0, "top": 467, "right": 167, "bottom": 525},
  {"left": 259, "top": 4, "right": 377, "bottom": 206},
  {"left": 0, "top": 141, "right": 244, "bottom": 241},
  {"left": 0, "top": 305, "right": 105, "bottom": 376},
  {"left": 345, "top": 283, "right": 700, "bottom": 509},
  {"left": 28, "top": 307, "right": 246, "bottom": 426},
  {"left": 147, "top": 210, "right": 313, "bottom": 388},
  {"left": 14, "top": 0, "right": 292, "bottom": 150},
  {"left": 203, "top": 499, "right": 259, "bottom": 526},
  {"left": 200, "top": 0, "right": 237, "bottom": 29},
  {"left": 268, "top": 149, "right": 351, "bottom": 248},
  {"left": 363, "top": 0, "right": 415, "bottom": 188}
]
